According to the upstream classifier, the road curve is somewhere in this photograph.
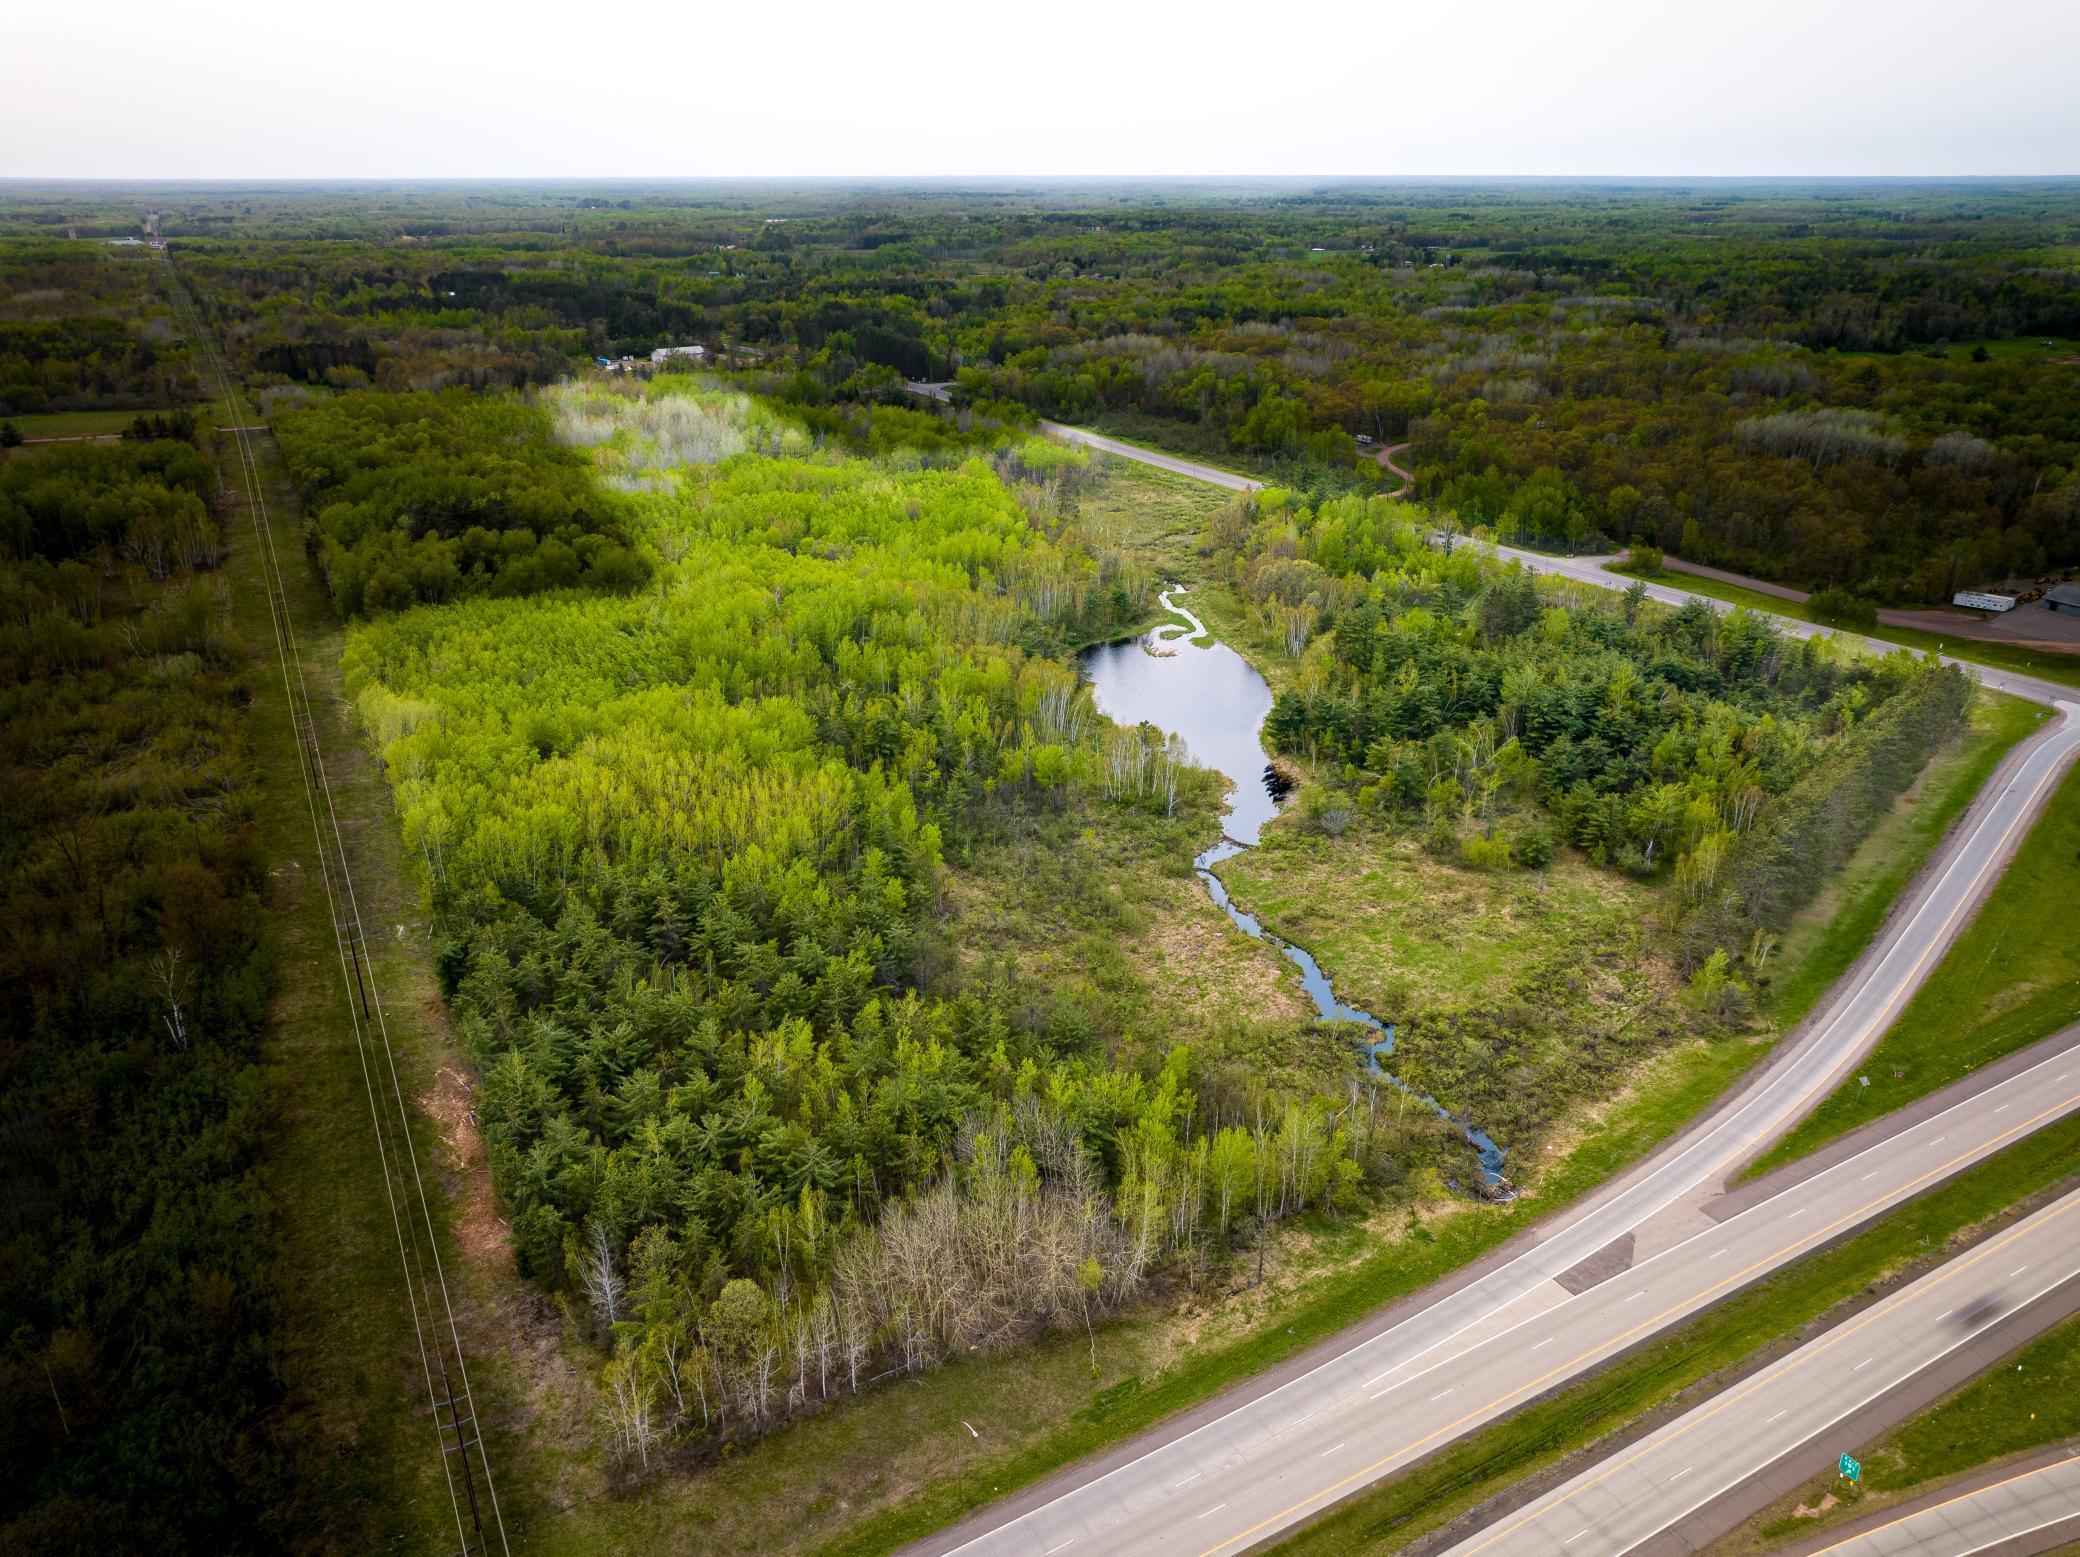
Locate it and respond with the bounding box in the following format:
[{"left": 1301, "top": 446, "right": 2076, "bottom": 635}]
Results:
[
  {"left": 1437, "top": 1184, "right": 2080, "bottom": 1557},
  {"left": 1364, "top": 439, "right": 1415, "bottom": 497},
  {"left": 910, "top": 428, "right": 2080, "bottom": 1555}
]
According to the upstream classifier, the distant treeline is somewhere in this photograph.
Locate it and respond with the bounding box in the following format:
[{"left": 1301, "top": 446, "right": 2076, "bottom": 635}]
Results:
[{"left": 83, "top": 181, "right": 2080, "bottom": 600}]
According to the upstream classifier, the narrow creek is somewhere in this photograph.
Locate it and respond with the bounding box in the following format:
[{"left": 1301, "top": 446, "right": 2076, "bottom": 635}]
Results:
[{"left": 1080, "top": 586, "right": 1511, "bottom": 1194}]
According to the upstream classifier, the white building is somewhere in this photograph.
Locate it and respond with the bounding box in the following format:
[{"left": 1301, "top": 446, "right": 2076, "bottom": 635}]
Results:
[{"left": 650, "top": 345, "right": 707, "bottom": 364}]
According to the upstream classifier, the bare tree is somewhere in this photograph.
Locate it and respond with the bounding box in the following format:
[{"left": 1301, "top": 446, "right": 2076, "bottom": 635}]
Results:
[{"left": 581, "top": 1223, "right": 625, "bottom": 1329}]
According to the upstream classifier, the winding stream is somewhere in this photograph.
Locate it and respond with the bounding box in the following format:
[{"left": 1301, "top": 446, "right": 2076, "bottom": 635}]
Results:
[{"left": 1080, "top": 587, "right": 1510, "bottom": 1192}]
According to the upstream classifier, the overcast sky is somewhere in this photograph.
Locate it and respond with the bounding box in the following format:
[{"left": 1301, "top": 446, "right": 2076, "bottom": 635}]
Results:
[{"left": 6, "top": 0, "right": 2076, "bottom": 180}]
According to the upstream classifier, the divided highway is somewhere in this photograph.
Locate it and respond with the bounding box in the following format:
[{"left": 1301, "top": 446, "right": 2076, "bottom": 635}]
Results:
[
  {"left": 934, "top": 1038, "right": 2080, "bottom": 1557},
  {"left": 902, "top": 401, "right": 2080, "bottom": 1557},
  {"left": 1439, "top": 1182, "right": 2080, "bottom": 1557},
  {"left": 1804, "top": 1455, "right": 2080, "bottom": 1556}
]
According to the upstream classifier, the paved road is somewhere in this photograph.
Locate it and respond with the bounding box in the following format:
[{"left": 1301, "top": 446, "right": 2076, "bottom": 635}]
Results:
[
  {"left": 1489, "top": 544, "right": 2078, "bottom": 708},
  {"left": 1653, "top": 554, "right": 2080, "bottom": 653},
  {"left": 939, "top": 1042, "right": 2080, "bottom": 1557},
  {"left": 901, "top": 415, "right": 2080, "bottom": 1557},
  {"left": 1805, "top": 1455, "right": 2080, "bottom": 1556},
  {"left": 905, "top": 383, "right": 1268, "bottom": 493},
  {"left": 1438, "top": 1188, "right": 2080, "bottom": 1557}
]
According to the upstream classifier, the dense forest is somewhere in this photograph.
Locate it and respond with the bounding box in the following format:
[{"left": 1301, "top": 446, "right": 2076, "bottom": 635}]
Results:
[
  {"left": 0, "top": 183, "right": 2049, "bottom": 1519},
  {"left": 0, "top": 242, "right": 205, "bottom": 415},
  {"left": 0, "top": 435, "right": 288, "bottom": 1552},
  {"left": 8, "top": 179, "right": 2074, "bottom": 599},
  {"left": 1202, "top": 486, "right": 1969, "bottom": 1138},
  {"left": 337, "top": 383, "right": 1387, "bottom": 1462},
  {"left": 274, "top": 389, "right": 650, "bottom": 612}
]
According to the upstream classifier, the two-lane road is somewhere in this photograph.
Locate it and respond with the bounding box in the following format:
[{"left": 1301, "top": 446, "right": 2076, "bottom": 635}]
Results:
[{"left": 1491, "top": 543, "right": 2077, "bottom": 708}]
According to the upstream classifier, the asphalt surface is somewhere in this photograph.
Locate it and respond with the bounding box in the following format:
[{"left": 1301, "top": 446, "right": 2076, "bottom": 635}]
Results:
[
  {"left": 1489, "top": 544, "right": 2077, "bottom": 708},
  {"left": 932, "top": 1042, "right": 2080, "bottom": 1557},
  {"left": 890, "top": 403, "right": 2080, "bottom": 1557},
  {"left": 1803, "top": 1455, "right": 2080, "bottom": 1556},
  {"left": 1436, "top": 1189, "right": 2080, "bottom": 1557},
  {"left": 904, "top": 383, "right": 1268, "bottom": 493}
]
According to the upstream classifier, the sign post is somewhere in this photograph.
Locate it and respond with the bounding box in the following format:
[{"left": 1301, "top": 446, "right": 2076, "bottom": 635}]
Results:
[{"left": 1839, "top": 1453, "right": 1861, "bottom": 1482}]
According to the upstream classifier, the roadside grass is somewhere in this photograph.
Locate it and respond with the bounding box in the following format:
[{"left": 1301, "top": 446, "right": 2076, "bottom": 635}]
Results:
[
  {"left": 1757, "top": 691, "right": 2046, "bottom": 1033},
  {"left": 1610, "top": 564, "right": 2080, "bottom": 692},
  {"left": 211, "top": 409, "right": 580, "bottom": 1551},
  {"left": 1265, "top": 1113, "right": 2080, "bottom": 1556},
  {"left": 1754, "top": 757, "right": 2080, "bottom": 1175},
  {"left": 2, "top": 408, "right": 150, "bottom": 438},
  {"left": 1729, "top": 1306, "right": 2080, "bottom": 1550}
]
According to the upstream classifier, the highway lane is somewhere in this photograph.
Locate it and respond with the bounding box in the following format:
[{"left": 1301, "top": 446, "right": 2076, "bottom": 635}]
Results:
[
  {"left": 1806, "top": 1455, "right": 2080, "bottom": 1556},
  {"left": 921, "top": 700, "right": 2080, "bottom": 1557},
  {"left": 1439, "top": 1191, "right": 2080, "bottom": 1557},
  {"left": 941, "top": 1043, "right": 2080, "bottom": 1557},
  {"left": 893, "top": 401, "right": 2080, "bottom": 1557}
]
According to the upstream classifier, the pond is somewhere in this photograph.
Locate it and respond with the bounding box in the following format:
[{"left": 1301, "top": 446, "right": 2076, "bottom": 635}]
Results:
[{"left": 1080, "top": 586, "right": 1511, "bottom": 1194}]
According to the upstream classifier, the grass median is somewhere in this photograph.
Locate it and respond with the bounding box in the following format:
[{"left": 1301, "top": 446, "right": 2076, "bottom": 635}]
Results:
[
  {"left": 1730, "top": 1304, "right": 2080, "bottom": 1549},
  {"left": 1266, "top": 1112, "right": 2080, "bottom": 1556},
  {"left": 1758, "top": 690, "right": 2045, "bottom": 1033},
  {"left": 1754, "top": 755, "right": 2080, "bottom": 1175}
]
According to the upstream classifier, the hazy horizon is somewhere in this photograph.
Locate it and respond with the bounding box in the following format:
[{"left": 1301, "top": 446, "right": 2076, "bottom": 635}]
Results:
[{"left": 8, "top": 0, "right": 2077, "bottom": 181}]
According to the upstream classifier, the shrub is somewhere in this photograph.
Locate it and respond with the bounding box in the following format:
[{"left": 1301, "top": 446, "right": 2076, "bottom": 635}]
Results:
[
  {"left": 1461, "top": 832, "right": 1514, "bottom": 870},
  {"left": 1808, "top": 587, "right": 1878, "bottom": 630},
  {"left": 1298, "top": 783, "right": 1355, "bottom": 836},
  {"left": 1516, "top": 821, "right": 1555, "bottom": 869},
  {"left": 1620, "top": 541, "right": 1663, "bottom": 575}
]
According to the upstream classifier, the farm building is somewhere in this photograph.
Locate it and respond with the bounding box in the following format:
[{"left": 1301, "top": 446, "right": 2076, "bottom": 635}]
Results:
[{"left": 2047, "top": 584, "right": 2080, "bottom": 617}]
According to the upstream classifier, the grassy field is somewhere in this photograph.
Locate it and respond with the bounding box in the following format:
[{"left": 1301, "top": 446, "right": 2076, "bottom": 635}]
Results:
[
  {"left": 1732, "top": 1306, "right": 2080, "bottom": 1548},
  {"left": 1835, "top": 337, "right": 2080, "bottom": 364},
  {"left": 1755, "top": 755, "right": 2080, "bottom": 1174},
  {"left": 1221, "top": 821, "right": 1673, "bottom": 1018},
  {"left": 1, "top": 408, "right": 149, "bottom": 438},
  {"left": 208, "top": 407, "right": 579, "bottom": 1551},
  {"left": 1266, "top": 1113, "right": 2080, "bottom": 1556},
  {"left": 1614, "top": 564, "right": 2080, "bottom": 692},
  {"left": 1759, "top": 692, "right": 2047, "bottom": 1031}
]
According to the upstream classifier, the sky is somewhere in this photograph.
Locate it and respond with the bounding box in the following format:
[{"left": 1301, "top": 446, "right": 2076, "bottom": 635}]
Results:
[{"left": 6, "top": 0, "right": 2077, "bottom": 180}]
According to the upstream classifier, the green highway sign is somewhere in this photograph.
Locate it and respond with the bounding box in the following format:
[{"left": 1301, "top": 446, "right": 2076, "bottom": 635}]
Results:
[{"left": 1839, "top": 1453, "right": 1861, "bottom": 1481}]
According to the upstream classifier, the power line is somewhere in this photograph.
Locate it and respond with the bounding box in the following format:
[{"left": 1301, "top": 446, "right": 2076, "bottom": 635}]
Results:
[{"left": 162, "top": 257, "right": 509, "bottom": 1557}]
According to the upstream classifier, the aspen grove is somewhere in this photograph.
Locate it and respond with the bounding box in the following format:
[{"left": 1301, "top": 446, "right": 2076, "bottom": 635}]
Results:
[{"left": 340, "top": 386, "right": 1372, "bottom": 1464}]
